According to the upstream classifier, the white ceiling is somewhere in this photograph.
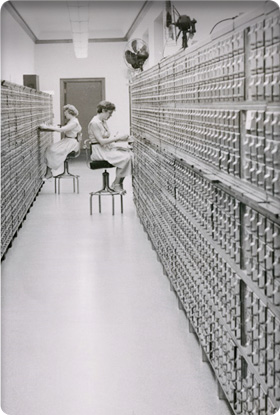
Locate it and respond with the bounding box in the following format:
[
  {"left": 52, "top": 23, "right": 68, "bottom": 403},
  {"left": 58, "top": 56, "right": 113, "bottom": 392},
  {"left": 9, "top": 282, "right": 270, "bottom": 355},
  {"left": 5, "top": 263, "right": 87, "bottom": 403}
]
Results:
[
  {"left": 9, "top": 1, "right": 147, "bottom": 41},
  {"left": 7, "top": 1, "right": 269, "bottom": 46}
]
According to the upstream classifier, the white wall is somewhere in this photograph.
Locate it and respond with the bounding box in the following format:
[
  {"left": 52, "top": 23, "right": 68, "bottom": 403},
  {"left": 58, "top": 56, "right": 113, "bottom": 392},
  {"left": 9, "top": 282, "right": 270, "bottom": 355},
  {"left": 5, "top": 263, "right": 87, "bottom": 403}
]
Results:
[
  {"left": 1, "top": 6, "right": 35, "bottom": 84},
  {"left": 172, "top": 0, "right": 268, "bottom": 45},
  {"left": 1, "top": 5, "right": 130, "bottom": 135},
  {"left": 128, "top": 0, "right": 267, "bottom": 68},
  {"left": 127, "top": 1, "right": 165, "bottom": 68},
  {"left": 35, "top": 41, "right": 130, "bottom": 134}
]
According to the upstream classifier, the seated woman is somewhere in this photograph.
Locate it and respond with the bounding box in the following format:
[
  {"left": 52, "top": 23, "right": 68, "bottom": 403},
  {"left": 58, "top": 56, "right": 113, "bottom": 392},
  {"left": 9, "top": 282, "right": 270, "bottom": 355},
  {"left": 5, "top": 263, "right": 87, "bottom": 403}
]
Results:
[
  {"left": 88, "top": 100, "right": 133, "bottom": 193},
  {"left": 40, "top": 104, "right": 82, "bottom": 178}
]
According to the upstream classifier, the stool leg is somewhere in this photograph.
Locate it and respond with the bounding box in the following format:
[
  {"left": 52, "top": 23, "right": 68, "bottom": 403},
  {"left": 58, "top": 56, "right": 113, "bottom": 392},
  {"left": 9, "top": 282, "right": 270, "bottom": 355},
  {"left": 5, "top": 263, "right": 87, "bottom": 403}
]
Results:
[
  {"left": 90, "top": 194, "right": 93, "bottom": 215},
  {"left": 73, "top": 177, "right": 76, "bottom": 193},
  {"left": 112, "top": 195, "right": 115, "bottom": 215},
  {"left": 77, "top": 177, "right": 79, "bottom": 194},
  {"left": 99, "top": 195, "right": 101, "bottom": 213},
  {"left": 58, "top": 179, "right": 60, "bottom": 195},
  {"left": 120, "top": 195, "right": 123, "bottom": 214},
  {"left": 65, "top": 160, "right": 69, "bottom": 174},
  {"left": 103, "top": 170, "right": 110, "bottom": 190},
  {"left": 54, "top": 178, "right": 57, "bottom": 194}
]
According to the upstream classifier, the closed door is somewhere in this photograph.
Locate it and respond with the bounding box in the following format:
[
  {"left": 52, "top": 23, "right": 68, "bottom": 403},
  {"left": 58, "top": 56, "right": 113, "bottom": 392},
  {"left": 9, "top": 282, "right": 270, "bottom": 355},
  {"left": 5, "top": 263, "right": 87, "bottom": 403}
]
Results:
[{"left": 60, "top": 78, "right": 105, "bottom": 146}]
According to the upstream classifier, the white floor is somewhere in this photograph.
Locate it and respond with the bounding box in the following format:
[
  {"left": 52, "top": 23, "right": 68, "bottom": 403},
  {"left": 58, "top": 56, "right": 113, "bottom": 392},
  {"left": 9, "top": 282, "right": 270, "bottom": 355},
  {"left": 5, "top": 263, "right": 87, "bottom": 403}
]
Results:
[{"left": 1, "top": 156, "right": 232, "bottom": 415}]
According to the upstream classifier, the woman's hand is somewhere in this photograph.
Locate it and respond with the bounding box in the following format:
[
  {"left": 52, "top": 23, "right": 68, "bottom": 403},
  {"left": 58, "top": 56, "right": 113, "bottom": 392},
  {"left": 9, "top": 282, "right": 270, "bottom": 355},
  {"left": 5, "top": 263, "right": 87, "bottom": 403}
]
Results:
[
  {"left": 128, "top": 135, "right": 134, "bottom": 143},
  {"left": 116, "top": 134, "right": 129, "bottom": 142},
  {"left": 39, "top": 123, "right": 54, "bottom": 131}
]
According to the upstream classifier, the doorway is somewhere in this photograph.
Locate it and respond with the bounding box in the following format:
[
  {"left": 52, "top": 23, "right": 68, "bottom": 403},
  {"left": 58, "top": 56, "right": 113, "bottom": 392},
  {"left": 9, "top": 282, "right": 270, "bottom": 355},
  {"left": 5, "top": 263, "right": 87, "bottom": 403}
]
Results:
[{"left": 60, "top": 78, "right": 105, "bottom": 147}]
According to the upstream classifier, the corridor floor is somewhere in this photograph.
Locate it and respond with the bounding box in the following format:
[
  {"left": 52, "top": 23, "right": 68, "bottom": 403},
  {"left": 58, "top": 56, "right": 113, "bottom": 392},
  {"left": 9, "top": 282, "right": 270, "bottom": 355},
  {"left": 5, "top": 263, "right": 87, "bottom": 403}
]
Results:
[{"left": 1, "top": 156, "right": 232, "bottom": 415}]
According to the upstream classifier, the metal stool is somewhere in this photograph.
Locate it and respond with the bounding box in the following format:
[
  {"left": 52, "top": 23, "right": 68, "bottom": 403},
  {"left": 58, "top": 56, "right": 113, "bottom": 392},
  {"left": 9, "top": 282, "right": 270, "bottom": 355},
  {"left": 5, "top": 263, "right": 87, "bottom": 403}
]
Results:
[
  {"left": 54, "top": 133, "right": 82, "bottom": 194},
  {"left": 84, "top": 140, "right": 124, "bottom": 215}
]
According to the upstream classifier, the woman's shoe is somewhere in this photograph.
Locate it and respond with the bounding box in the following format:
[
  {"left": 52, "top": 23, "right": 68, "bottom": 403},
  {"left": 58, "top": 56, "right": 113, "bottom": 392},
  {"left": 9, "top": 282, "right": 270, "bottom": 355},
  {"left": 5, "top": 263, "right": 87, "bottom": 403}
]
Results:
[
  {"left": 44, "top": 167, "right": 53, "bottom": 179},
  {"left": 111, "top": 183, "right": 126, "bottom": 194}
]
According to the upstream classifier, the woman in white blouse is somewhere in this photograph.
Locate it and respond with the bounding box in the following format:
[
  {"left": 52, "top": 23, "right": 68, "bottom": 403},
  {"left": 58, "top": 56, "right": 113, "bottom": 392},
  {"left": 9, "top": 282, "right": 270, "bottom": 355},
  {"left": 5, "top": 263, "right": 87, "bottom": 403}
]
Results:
[
  {"left": 88, "top": 100, "right": 133, "bottom": 193},
  {"left": 40, "top": 104, "right": 82, "bottom": 178}
]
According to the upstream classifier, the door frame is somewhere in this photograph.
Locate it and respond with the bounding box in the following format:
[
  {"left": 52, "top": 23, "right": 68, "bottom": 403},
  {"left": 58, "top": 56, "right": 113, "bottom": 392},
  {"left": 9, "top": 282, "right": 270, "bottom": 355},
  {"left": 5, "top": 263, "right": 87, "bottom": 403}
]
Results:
[{"left": 60, "top": 77, "right": 105, "bottom": 124}]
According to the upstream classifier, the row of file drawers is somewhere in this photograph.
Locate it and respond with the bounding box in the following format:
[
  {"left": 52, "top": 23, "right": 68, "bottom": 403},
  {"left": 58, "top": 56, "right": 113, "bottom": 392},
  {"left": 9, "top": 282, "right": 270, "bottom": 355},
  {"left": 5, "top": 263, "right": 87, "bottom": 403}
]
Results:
[
  {"left": 132, "top": 138, "right": 280, "bottom": 414},
  {"left": 1, "top": 82, "right": 53, "bottom": 258}
]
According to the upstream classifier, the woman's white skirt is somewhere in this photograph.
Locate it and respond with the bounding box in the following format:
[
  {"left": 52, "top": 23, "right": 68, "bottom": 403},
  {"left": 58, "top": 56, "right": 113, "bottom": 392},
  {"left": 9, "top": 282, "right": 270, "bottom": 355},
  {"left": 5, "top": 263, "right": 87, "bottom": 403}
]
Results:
[
  {"left": 90, "top": 144, "right": 133, "bottom": 177},
  {"left": 45, "top": 138, "right": 80, "bottom": 176}
]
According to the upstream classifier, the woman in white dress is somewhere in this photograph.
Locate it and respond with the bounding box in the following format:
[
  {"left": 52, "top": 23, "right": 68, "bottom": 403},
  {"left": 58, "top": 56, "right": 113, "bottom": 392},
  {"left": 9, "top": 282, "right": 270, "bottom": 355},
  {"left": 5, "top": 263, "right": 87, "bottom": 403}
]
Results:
[
  {"left": 88, "top": 101, "right": 133, "bottom": 193},
  {"left": 40, "top": 104, "right": 82, "bottom": 178}
]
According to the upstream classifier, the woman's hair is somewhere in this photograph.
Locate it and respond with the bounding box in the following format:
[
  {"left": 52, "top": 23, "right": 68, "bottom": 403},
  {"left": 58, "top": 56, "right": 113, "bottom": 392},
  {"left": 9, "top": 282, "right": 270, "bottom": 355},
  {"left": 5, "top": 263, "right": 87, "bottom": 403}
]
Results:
[
  {"left": 63, "top": 104, "right": 79, "bottom": 117},
  {"left": 97, "top": 100, "right": 116, "bottom": 113}
]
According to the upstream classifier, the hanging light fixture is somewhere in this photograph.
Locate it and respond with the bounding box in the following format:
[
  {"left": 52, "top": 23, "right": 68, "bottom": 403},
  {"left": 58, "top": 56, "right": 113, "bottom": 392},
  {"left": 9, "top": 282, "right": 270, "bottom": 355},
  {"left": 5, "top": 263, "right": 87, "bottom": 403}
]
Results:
[{"left": 67, "top": 1, "right": 89, "bottom": 58}]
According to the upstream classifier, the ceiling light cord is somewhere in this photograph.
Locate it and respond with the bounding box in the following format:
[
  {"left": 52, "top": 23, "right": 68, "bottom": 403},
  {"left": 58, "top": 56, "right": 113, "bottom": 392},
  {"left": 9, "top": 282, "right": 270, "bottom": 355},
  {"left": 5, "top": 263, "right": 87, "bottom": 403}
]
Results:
[{"left": 210, "top": 15, "right": 239, "bottom": 34}]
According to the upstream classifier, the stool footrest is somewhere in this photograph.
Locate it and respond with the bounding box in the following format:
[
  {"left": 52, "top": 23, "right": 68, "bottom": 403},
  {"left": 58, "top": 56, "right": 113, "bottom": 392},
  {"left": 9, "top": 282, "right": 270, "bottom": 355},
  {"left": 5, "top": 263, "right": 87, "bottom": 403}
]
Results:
[
  {"left": 90, "top": 189, "right": 120, "bottom": 195},
  {"left": 54, "top": 173, "right": 79, "bottom": 179}
]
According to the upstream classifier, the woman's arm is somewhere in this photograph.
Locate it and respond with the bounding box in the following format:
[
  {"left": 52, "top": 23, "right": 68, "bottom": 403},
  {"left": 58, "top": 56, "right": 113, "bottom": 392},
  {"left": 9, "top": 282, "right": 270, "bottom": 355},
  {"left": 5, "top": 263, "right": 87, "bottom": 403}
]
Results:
[
  {"left": 90, "top": 123, "right": 128, "bottom": 146},
  {"left": 40, "top": 119, "right": 76, "bottom": 133},
  {"left": 114, "top": 133, "right": 133, "bottom": 142}
]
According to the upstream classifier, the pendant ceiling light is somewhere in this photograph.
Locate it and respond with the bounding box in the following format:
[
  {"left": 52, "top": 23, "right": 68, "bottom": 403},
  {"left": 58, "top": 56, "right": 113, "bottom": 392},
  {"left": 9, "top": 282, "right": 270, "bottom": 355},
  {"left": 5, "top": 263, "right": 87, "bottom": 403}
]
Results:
[{"left": 67, "top": 1, "right": 89, "bottom": 58}]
